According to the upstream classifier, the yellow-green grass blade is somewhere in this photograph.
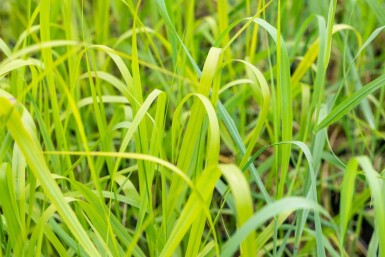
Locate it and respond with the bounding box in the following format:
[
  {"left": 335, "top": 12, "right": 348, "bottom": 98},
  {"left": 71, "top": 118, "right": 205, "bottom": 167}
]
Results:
[
  {"left": 324, "top": 0, "right": 337, "bottom": 69},
  {"left": 4, "top": 40, "right": 79, "bottom": 62},
  {"left": 291, "top": 24, "right": 361, "bottom": 87},
  {"left": 221, "top": 164, "right": 256, "bottom": 257},
  {"left": 343, "top": 26, "right": 385, "bottom": 129},
  {"left": 0, "top": 97, "right": 101, "bottom": 257},
  {"left": 198, "top": 47, "right": 222, "bottom": 97},
  {"left": 12, "top": 144, "right": 27, "bottom": 246},
  {"left": 0, "top": 90, "right": 37, "bottom": 142},
  {"left": 339, "top": 158, "right": 358, "bottom": 252},
  {"left": 78, "top": 71, "right": 133, "bottom": 101},
  {"left": 0, "top": 38, "right": 11, "bottom": 57},
  {"left": 144, "top": 90, "right": 167, "bottom": 254},
  {"left": 309, "top": 16, "right": 327, "bottom": 128},
  {"left": 343, "top": 156, "right": 385, "bottom": 256},
  {"left": 218, "top": 79, "right": 254, "bottom": 95},
  {"left": 0, "top": 59, "right": 44, "bottom": 79},
  {"left": 234, "top": 60, "right": 270, "bottom": 170},
  {"left": 217, "top": 0, "right": 229, "bottom": 48},
  {"left": 75, "top": 95, "right": 129, "bottom": 109},
  {"left": 196, "top": 241, "right": 215, "bottom": 257},
  {"left": 247, "top": 1, "right": 263, "bottom": 63},
  {"left": 171, "top": 91, "right": 220, "bottom": 177},
  {"left": 94, "top": 0, "right": 110, "bottom": 44},
  {"left": 214, "top": 2, "right": 273, "bottom": 51},
  {"left": 0, "top": 163, "right": 25, "bottom": 255},
  {"left": 216, "top": 0, "right": 233, "bottom": 78},
  {"left": 114, "top": 26, "right": 171, "bottom": 56}
]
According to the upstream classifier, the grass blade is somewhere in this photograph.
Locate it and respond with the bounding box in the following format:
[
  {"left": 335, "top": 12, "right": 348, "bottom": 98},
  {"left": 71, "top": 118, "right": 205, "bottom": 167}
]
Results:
[{"left": 314, "top": 73, "right": 385, "bottom": 132}]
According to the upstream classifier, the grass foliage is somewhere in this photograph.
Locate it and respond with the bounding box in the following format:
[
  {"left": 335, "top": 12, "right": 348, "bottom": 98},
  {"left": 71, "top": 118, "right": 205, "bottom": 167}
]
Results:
[{"left": 0, "top": 0, "right": 385, "bottom": 256}]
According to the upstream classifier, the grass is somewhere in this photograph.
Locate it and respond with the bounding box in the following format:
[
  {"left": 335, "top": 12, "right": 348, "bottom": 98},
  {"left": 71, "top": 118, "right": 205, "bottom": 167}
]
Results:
[{"left": 0, "top": 0, "right": 384, "bottom": 256}]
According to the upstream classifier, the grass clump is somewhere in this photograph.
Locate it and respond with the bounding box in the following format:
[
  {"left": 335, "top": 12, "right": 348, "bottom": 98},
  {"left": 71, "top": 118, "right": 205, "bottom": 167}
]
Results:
[{"left": 0, "top": 0, "right": 385, "bottom": 256}]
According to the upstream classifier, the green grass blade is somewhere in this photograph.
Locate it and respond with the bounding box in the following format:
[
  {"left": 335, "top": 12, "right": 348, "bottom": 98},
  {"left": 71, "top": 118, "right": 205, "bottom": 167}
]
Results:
[
  {"left": 0, "top": 38, "right": 11, "bottom": 57},
  {"left": 356, "top": 157, "right": 385, "bottom": 256},
  {"left": 314, "top": 73, "right": 385, "bottom": 132},
  {"left": 221, "top": 197, "right": 330, "bottom": 257},
  {"left": 339, "top": 158, "right": 358, "bottom": 251},
  {"left": 0, "top": 163, "right": 25, "bottom": 255}
]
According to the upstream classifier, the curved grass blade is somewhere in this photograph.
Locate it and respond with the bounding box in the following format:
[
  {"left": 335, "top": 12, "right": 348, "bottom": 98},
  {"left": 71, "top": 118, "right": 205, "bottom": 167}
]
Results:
[
  {"left": 220, "top": 197, "right": 330, "bottom": 257},
  {"left": 233, "top": 60, "right": 270, "bottom": 170},
  {"left": 154, "top": 1, "right": 273, "bottom": 203}
]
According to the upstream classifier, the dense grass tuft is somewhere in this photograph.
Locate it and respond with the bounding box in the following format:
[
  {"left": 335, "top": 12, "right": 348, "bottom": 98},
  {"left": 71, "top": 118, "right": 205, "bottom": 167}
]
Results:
[{"left": 0, "top": 0, "right": 384, "bottom": 256}]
